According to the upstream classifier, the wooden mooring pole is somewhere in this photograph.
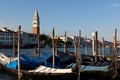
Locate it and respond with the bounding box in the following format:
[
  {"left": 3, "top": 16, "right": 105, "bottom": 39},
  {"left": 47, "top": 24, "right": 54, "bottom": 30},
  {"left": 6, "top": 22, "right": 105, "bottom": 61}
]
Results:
[
  {"left": 92, "top": 32, "right": 95, "bottom": 56},
  {"left": 52, "top": 27, "right": 55, "bottom": 68},
  {"left": 95, "top": 31, "right": 98, "bottom": 62},
  {"left": 13, "top": 33, "right": 16, "bottom": 57},
  {"left": 18, "top": 25, "right": 21, "bottom": 80},
  {"left": 77, "top": 30, "right": 81, "bottom": 80},
  {"left": 114, "top": 28, "right": 117, "bottom": 49},
  {"left": 102, "top": 37, "right": 104, "bottom": 58},
  {"left": 112, "top": 28, "right": 117, "bottom": 78},
  {"left": 78, "top": 30, "right": 82, "bottom": 62},
  {"left": 92, "top": 31, "right": 98, "bottom": 61},
  {"left": 64, "top": 31, "right": 67, "bottom": 53},
  {"left": 55, "top": 35, "right": 58, "bottom": 56},
  {"left": 38, "top": 33, "right": 40, "bottom": 58},
  {"left": 85, "top": 36, "right": 88, "bottom": 55},
  {"left": 74, "top": 38, "right": 77, "bottom": 56}
]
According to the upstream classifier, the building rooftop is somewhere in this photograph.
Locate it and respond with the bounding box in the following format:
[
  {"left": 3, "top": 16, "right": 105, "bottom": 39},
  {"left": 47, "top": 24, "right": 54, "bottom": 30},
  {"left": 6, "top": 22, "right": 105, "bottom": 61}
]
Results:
[{"left": 0, "top": 27, "right": 16, "bottom": 33}]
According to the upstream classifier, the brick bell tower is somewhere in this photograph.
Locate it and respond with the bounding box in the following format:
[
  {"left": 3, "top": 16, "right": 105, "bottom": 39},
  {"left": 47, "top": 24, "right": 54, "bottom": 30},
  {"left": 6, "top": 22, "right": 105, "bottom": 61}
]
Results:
[{"left": 32, "top": 10, "right": 40, "bottom": 34}]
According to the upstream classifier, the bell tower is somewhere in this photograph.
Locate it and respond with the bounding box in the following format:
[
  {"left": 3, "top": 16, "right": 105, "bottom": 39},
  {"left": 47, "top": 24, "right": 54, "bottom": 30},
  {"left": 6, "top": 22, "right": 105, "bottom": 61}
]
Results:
[{"left": 32, "top": 10, "right": 40, "bottom": 34}]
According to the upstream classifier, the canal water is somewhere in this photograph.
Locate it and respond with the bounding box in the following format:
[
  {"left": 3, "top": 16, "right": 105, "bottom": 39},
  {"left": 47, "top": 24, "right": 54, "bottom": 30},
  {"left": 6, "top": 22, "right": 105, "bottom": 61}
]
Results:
[{"left": 0, "top": 47, "right": 111, "bottom": 80}]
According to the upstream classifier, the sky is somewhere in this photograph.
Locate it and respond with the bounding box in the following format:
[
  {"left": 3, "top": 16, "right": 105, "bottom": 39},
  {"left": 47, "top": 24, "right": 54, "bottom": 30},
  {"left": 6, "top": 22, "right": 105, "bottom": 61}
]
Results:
[{"left": 0, "top": 0, "right": 120, "bottom": 41}]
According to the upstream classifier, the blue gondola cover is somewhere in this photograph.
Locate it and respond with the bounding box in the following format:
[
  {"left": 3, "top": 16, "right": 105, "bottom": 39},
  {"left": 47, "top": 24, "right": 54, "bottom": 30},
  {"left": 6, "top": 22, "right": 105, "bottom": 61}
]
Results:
[{"left": 5, "top": 54, "right": 45, "bottom": 70}]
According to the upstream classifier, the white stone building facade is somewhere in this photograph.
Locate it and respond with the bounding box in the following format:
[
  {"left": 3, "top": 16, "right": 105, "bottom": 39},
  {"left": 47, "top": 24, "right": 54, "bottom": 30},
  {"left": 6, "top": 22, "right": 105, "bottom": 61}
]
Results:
[{"left": 0, "top": 27, "right": 38, "bottom": 48}]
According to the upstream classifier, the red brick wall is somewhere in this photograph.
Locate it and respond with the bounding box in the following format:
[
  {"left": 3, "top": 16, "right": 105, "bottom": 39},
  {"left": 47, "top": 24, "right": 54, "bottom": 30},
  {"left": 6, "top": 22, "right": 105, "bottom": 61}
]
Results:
[{"left": 33, "top": 27, "right": 39, "bottom": 34}]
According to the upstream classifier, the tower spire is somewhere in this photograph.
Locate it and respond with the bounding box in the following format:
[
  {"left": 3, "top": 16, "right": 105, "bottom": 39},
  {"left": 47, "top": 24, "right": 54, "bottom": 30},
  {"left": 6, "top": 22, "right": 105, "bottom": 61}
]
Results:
[
  {"left": 32, "top": 10, "right": 40, "bottom": 34},
  {"left": 33, "top": 10, "right": 39, "bottom": 22}
]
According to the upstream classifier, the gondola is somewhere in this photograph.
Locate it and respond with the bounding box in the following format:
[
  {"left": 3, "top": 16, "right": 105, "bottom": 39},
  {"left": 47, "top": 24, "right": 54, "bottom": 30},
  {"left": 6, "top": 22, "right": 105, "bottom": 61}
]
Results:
[
  {"left": 80, "top": 60, "right": 117, "bottom": 79},
  {"left": 66, "top": 49, "right": 117, "bottom": 79}
]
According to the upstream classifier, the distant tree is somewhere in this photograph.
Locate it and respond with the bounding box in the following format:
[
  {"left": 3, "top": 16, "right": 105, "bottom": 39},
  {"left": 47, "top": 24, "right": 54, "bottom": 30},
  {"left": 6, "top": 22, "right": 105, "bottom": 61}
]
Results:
[
  {"left": 39, "top": 34, "right": 52, "bottom": 44},
  {"left": 40, "top": 34, "right": 47, "bottom": 41},
  {"left": 55, "top": 37, "right": 64, "bottom": 44},
  {"left": 45, "top": 37, "right": 52, "bottom": 44}
]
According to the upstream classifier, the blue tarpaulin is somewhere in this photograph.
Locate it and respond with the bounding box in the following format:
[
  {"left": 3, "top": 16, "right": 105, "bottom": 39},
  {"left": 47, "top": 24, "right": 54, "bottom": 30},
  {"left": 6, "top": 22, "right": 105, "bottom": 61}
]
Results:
[
  {"left": 46, "top": 56, "right": 62, "bottom": 68},
  {"left": 5, "top": 54, "right": 45, "bottom": 70},
  {"left": 81, "top": 65, "right": 109, "bottom": 72},
  {"left": 5, "top": 50, "right": 74, "bottom": 69}
]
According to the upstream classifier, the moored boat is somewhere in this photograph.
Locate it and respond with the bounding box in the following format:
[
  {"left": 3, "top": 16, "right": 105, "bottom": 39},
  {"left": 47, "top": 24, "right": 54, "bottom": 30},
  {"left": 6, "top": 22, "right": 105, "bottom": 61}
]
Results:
[{"left": 0, "top": 53, "right": 78, "bottom": 80}]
